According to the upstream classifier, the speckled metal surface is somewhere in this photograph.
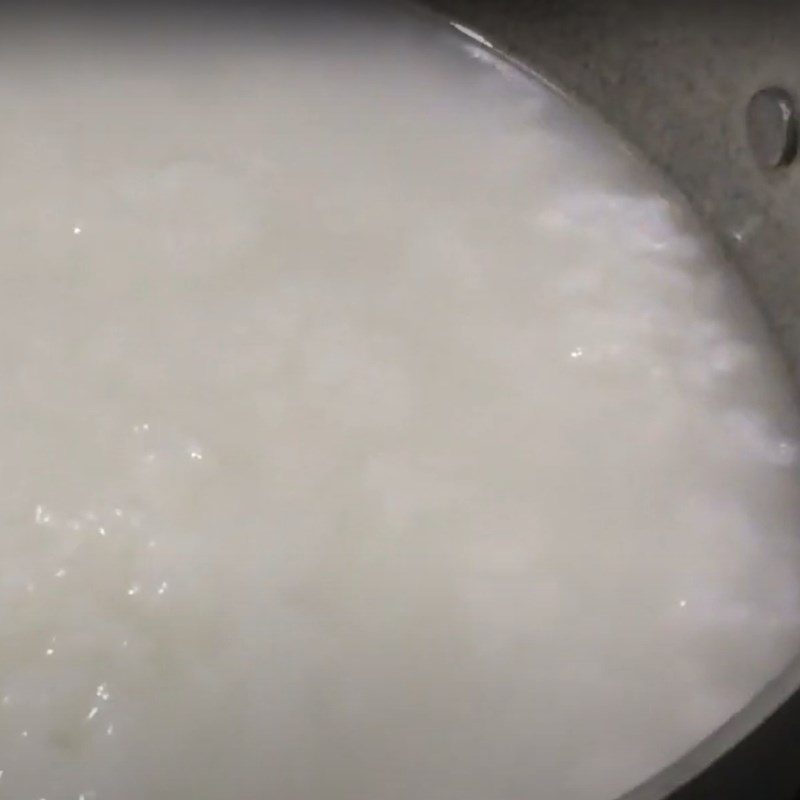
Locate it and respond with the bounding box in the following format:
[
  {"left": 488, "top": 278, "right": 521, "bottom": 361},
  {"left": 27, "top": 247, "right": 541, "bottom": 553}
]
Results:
[{"left": 419, "top": 1, "right": 800, "bottom": 799}]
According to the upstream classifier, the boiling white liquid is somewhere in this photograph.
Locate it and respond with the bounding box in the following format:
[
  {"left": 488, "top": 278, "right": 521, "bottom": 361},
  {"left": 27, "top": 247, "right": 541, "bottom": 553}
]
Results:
[{"left": 0, "top": 4, "right": 799, "bottom": 800}]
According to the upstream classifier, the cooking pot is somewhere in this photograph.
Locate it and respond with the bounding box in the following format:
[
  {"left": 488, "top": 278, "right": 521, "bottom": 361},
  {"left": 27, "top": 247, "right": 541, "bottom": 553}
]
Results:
[{"left": 8, "top": 0, "right": 800, "bottom": 796}]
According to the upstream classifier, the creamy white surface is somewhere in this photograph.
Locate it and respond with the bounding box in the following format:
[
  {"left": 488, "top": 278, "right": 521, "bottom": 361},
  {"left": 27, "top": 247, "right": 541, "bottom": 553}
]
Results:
[{"left": 0, "top": 5, "right": 799, "bottom": 800}]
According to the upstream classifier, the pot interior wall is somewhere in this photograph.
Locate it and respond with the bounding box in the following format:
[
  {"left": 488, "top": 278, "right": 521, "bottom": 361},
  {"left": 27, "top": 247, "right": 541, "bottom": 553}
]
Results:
[{"left": 425, "top": 0, "right": 800, "bottom": 379}]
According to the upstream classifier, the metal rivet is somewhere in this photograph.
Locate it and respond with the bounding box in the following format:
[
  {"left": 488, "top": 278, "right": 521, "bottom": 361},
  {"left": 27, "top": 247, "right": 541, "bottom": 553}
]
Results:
[{"left": 746, "top": 87, "right": 798, "bottom": 169}]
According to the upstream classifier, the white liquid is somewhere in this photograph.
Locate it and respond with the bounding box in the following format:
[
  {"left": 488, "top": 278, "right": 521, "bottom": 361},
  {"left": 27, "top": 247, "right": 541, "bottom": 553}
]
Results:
[{"left": 0, "top": 4, "right": 799, "bottom": 800}]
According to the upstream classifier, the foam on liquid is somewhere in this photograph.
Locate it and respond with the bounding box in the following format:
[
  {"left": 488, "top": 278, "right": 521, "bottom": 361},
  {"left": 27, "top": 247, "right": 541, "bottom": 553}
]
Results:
[{"left": 1, "top": 4, "right": 800, "bottom": 800}]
